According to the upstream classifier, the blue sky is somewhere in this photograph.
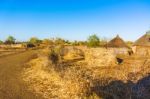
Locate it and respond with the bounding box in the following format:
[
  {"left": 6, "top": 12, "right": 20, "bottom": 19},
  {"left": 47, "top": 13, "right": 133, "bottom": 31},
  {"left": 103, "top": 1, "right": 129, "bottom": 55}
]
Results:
[{"left": 0, "top": 0, "right": 150, "bottom": 41}]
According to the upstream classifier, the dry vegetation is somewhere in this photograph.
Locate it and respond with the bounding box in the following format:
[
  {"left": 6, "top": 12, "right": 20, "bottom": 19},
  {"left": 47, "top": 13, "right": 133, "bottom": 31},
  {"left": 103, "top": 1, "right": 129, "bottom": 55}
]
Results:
[
  {"left": 0, "top": 48, "right": 27, "bottom": 58},
  {"left": 1, "top": 25, "right": 150, "bottom": 99},
  {"left": 20, "top": 46, "right": 150, "bottom": 99},
  {"left": 85, "top": 48, "right": 116, "bottom": 67}
]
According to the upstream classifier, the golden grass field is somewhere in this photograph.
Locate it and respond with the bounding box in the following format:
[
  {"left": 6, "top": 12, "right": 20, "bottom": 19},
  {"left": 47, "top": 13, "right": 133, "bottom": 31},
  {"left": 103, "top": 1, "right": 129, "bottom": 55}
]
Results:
[{"left": 1, "top": 47, "right": 150, "bottom": 99}]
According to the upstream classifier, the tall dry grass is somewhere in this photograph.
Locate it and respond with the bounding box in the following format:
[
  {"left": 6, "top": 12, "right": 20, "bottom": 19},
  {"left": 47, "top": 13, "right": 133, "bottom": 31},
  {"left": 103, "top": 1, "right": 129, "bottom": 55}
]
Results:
[{"left": 22, "top": 47, "right": 150, "bottom": 99}]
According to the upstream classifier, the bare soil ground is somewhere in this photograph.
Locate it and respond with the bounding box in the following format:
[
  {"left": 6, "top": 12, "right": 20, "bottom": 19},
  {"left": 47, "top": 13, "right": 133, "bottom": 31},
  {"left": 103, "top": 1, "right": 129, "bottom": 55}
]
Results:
[{"left": 0, "top": 50, "right": 44, "bottom": 99}]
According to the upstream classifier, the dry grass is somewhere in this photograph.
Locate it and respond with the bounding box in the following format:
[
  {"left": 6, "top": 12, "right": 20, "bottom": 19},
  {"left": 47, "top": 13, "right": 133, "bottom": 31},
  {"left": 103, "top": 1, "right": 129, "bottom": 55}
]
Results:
[
  {"left": 22, "top": 57, "right": 91, "bottom": 99},
  {"left": 21, "top": 47, "right": 150, "bottom": 99},
  {"left": 85, "top": 48, "right": 116, "bottom": 67}
]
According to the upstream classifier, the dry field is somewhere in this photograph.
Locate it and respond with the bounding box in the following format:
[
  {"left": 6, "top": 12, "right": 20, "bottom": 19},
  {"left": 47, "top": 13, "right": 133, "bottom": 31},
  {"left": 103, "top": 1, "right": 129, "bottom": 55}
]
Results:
[
  {"left": 21, "top": 47, "right": 150, "bottom": 99},
  {"left": 1, "top": 47, "right": 150, "bottom": 99}
]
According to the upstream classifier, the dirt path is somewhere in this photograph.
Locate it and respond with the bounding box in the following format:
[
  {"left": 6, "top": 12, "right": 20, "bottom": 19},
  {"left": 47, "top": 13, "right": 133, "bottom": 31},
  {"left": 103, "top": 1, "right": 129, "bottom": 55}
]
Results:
[{"left": 0, "top": 50, "right": 44, "bottom": 99}]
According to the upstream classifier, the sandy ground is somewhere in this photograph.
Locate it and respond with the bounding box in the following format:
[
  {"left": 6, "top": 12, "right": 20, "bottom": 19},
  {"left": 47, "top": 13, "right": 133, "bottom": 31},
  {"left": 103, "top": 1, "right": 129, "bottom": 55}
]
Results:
[{"left": 0, "top": 50, "right": 44, "bottom": 99}]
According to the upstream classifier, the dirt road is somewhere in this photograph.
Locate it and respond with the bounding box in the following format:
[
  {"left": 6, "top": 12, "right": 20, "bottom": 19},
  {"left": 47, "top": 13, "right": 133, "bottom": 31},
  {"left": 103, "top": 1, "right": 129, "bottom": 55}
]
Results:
[{"left": 0, "top": 50, "right": 44, "bottom": 99}]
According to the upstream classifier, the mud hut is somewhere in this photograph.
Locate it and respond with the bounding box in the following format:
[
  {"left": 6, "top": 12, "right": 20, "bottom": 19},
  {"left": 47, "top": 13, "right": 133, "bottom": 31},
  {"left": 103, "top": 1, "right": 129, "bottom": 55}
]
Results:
[
  {"left": 107, "top": 35, "right": 130, "bottom": 55},
  {"left": 133, "top": 31, "right": 150, "bottom": 56}
]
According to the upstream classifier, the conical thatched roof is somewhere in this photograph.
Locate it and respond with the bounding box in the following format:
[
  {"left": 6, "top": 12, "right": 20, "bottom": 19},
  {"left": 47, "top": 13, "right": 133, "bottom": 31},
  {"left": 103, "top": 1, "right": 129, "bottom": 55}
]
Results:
[
  {"left": 134, "top": 31, "right": 150, "bottom": 46},
  {"left": 107, "top": 35, "right": 129, "bottom": 48}
]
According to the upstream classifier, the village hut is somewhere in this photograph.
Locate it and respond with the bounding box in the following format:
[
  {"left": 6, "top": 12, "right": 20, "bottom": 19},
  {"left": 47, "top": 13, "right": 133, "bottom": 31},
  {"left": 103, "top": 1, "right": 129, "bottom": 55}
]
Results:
[
  {"left": 84, "top": 35, "right": 130, "bottom": 67},
  {"left": 107, "top": 35, "right": 130, "bottom": 55},
  {"left": 133, "top": 31, "right": 150, "bottom": 56}
]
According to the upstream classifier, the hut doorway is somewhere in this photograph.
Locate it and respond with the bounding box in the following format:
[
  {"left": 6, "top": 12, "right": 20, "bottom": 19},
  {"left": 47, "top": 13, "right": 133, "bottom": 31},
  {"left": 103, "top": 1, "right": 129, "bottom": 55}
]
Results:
[{"left": 116, "top": 57, "right": 123, "bottom": 64}]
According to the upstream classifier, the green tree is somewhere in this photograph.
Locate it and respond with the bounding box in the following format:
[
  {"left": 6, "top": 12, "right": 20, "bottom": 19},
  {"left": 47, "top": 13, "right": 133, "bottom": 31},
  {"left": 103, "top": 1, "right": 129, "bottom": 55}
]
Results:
[
  {"left": 65, "top": 40, "right": 71, "bottom": 44},
  {"left": 54, "top": 38, "right": 65, "bottom": 45},
  {"left": 72, "top": 40, "right": 78, "bottom": 46},
  {"left": 5, "top": 36, "right": 16, "bottom": 44},
  {"left": 87, "top": 34, "right": 100, "bottom": 47},
  {"left": 78, "top": 41, "right": 86, "bottom": 46},
  {"left": 126, "top": 41, "right": 133, "bottom": 47},
  {"left": 100, "top": 37, "right": 109, "bottom": 46},
  {"left": 29, "top": 37, "right": 41, "bottom": 45},
  {"left": 43, "top": 39, "right": 54, "bottom": 45},
  {"left": 0, "top": 40, "right": 3, "bottom": 44}
]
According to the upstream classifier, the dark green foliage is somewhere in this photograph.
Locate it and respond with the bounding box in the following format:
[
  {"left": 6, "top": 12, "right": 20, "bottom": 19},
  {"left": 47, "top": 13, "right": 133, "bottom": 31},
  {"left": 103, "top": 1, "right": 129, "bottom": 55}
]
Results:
[
  {"left": 71, "top": 40, "right": 87, "bottom": 46},
  {"left": 72, "top": 40, "right": 79, "bottom": 46},
  {"left": 26, "top": 43, "right": 35, "bottom": 48},
  {"left": 28, "top": 37, "right": 42, "bottom": 46},
  {"left": 0, "top": 40, "right": 3, "bottom": 44},
  {"left": 87, "top": 34, "right": 100, "bottom": 47},
  {"left": 29, "top": 37, "right": 42, "bottom": 45},
  {"left": 54, "top": 38, "right": 65, "bottom": 45},
  {"left": 65, "top": 40, "right": 71, "bottom": 45},
  {"left": 42, "top": 39, "right": 54, "bottom": 45},
  {"left": 5, "top": 36, "right": 16, "bottom": 44}
]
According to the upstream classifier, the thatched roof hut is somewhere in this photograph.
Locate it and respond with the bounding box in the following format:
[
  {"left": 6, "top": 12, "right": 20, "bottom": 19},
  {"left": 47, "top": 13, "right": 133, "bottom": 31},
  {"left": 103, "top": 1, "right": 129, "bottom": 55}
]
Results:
[
  {"left": 134, "top": 31, "right": 150, "bottom": 46},
  {"left": 107, "top": 35, "right": 129, "bottom": 48}
]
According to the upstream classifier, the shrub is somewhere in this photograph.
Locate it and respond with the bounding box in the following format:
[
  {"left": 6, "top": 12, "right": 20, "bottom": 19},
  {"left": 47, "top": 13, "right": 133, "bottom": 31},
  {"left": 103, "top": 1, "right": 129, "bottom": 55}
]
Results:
[
  {"left": 0, "top": 40, "right": 3, "bottom": 44},
  {"left": 26, "top": 43, "right": 35, "bottom": 48},
  {"left": 4, "top": 36, "right": 16, "bottom": 44},
  {"left": 42, "top": 39, "right": 54, "bottom": 45},
  {"left": 29, "top": 37, "right": 42, "bottom": 45},
  {"left": 87, "top": 34, "right": 100, "bottom": 47},
  {"left": 49, "top": 49, "right": 59, "bottom": 65},
  {"left": 41, "top": 46, "right": 64, "bottom": 65},
  {"left": 54, "top": 38, "right": 65, "bottom": 45}
]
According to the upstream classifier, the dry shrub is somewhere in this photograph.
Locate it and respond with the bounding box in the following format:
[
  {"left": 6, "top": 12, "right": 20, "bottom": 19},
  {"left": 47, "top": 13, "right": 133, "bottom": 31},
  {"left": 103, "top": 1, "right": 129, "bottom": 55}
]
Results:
[
  {"left": 48, "top": 49, "right": 59, "bottom": 64},
  {"left": 22, "top": 57, "right": 93, "bottom": 99},
  {"left": 22, "top": 58, "right": 61, "bottom": 98},
  {"left": 22, "top": 47, "right": 150, "bottom": 99},
  {"left": 39, "top": 47, "right": 62, "bottom": 65},
  {"left": 22, "top": 48, "right": 127, "bottom": 99}
]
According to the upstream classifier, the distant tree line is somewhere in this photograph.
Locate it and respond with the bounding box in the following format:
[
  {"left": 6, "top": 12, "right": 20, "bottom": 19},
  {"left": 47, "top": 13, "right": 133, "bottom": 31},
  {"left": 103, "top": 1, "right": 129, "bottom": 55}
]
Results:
[
  {"left": 0, "top": 36, "right": 16, "bottom": 44},
  {"left": 0, "top": 40, "right": 3, "bottom": 44},
  {"left": 0, "top": 34, "right": 133, "bottom": 48}
]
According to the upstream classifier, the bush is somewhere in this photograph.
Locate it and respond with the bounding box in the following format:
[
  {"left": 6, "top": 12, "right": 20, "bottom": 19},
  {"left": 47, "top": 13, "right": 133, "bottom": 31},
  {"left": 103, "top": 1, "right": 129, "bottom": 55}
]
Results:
[
  {"left": 29, "top": 37, "right": 42, "bottom": 45},
  {"left": 26, "top": 43, "right": 35, "bottom": 48},
  {"left": 0, "top": 40, "right": 3, "bottom": 44},
  {"left": 87, "top": 34, "right": 100, "bottom": 47},
  {"left": 41, "top": 46, "right": 63, "bottom": 65},
  {"left": 49, "top": 49, "right": 59, "bottom": 65},
  {"left": 42, "top": 39, "right": 54, "bottom": 45},
  {"left": 54, "top": 38, "right": 65, "bottom": 45},
  {"left": 4, "top": 36, "right": 16, "bottom": 44}
]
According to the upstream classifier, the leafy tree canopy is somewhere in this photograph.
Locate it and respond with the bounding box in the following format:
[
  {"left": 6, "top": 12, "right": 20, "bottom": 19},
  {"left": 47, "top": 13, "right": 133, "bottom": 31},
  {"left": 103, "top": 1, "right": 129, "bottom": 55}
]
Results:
[
  {"left": 87, "top": 34, "right": 100, "bottom": 47},
  {"left": 54, "top": 38, "right": 65, "bottom": 45},
  {"left": 29, "top": 37, "right": 41, "bottom": 44},
  {"left": 5, "top": 36, "right": 16, "bottom": 44},
  {"left": 0, "top": 40, "right": 3, "bottom": 44},
  {"left": 42, "top": 39, "right": 54, "bottom": 45}
]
